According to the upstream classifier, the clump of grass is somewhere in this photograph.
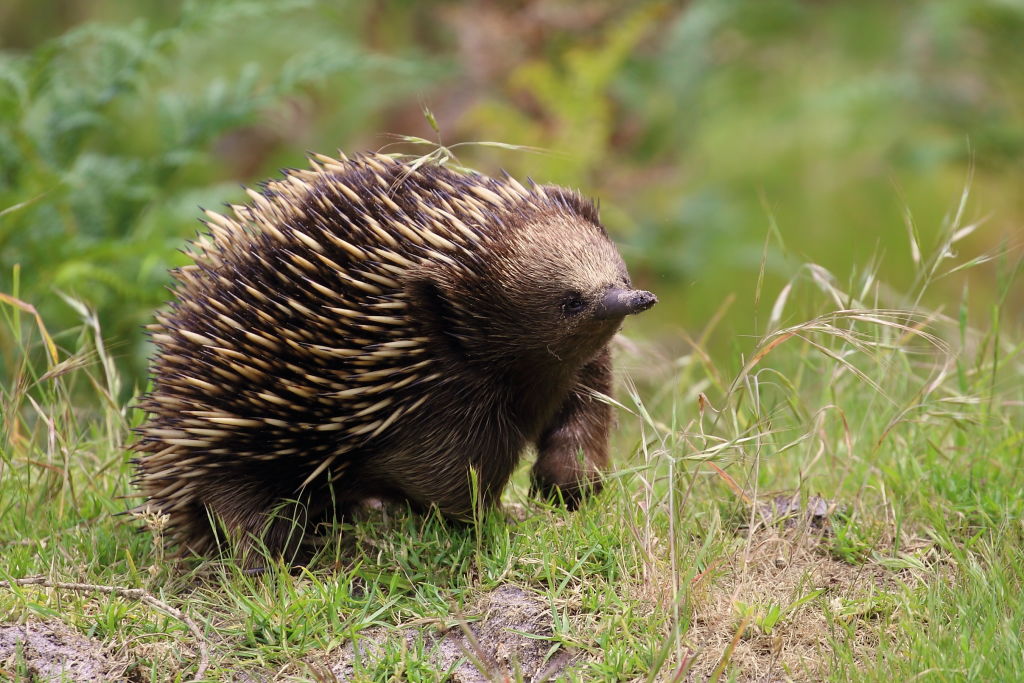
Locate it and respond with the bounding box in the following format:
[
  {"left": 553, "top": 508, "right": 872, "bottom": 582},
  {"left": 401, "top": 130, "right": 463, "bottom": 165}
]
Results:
[{"left": 605, "top": 180, "right": 1023, "bottom": 678}]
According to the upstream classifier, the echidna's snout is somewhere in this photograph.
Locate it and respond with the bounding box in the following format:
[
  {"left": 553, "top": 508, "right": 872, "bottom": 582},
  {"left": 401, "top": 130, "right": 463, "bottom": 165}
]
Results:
[{"left": 594, "top": 288, "right": 657, "bottom": 319}]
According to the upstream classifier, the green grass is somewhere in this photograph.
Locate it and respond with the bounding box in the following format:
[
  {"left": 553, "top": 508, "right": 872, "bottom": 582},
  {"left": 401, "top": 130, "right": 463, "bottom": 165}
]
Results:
[{"left": 2, "top": 211, "right": 1021, "bottom": 681}]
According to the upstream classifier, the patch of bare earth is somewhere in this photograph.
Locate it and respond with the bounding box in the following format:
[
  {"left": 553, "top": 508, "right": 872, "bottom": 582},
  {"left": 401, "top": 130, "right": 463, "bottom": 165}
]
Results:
[
  {"left": 681, "top": 529, "right": 897, "bottom": 680},
  {"left": 0, "top": 620, "right": 128, "bottom": 681},
  {"left": 674, "top": 497, "right": 922, "bottom": 681},
  {"left": 315, "top": 584, "right": 574, "bottom": 681}
]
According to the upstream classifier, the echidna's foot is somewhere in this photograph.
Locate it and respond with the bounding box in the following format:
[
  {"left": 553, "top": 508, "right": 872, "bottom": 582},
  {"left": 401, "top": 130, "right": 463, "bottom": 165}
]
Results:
[
  {"left": 530, "top": 470, "right": 604, "bottom": 511},
  {"left": 358, "top": 496, "right": 386, "bottom": 511}
]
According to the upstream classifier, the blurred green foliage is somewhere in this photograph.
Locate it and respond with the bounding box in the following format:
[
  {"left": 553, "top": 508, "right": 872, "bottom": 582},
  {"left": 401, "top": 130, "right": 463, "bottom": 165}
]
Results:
[{"left": 1, "top": 0, "right": 1022, "bottom": 391}]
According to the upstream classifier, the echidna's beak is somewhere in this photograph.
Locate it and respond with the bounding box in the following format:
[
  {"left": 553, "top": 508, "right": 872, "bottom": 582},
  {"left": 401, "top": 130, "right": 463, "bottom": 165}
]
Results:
[{"left": 594, "top": 288, "right": 657, "bottom": 319}]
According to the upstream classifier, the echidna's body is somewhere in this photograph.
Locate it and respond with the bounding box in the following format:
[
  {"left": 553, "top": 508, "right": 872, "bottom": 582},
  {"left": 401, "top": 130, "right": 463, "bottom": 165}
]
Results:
[{"left": 133, "top": 152, "right": 655, "bottom": 559}]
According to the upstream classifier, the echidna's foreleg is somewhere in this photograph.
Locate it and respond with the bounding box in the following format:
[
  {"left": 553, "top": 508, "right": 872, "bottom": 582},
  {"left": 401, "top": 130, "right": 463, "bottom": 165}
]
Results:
[{"left": 531, "top": 345, "right": 613, "bottom": 509}]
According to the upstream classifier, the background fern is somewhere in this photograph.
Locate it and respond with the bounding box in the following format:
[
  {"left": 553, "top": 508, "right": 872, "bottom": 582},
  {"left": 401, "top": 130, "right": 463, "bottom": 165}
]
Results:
[{"left": 0, "top": 0, "right": 444, "bottom": 389}]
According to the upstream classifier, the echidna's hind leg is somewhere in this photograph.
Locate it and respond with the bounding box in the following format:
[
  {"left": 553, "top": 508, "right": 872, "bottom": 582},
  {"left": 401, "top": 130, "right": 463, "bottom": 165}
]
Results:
[
  {"left": 532, "top": 345, "right": 614, "bottom": 509},
  {"left": 195, "top": 473, "right": 320, "bottom": 566}
]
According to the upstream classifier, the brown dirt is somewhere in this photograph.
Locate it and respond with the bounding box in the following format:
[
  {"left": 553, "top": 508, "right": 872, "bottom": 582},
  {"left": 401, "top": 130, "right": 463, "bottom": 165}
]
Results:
[
  {"left": 0, "top": 620, "right": 128, "bottom": 682},
  {"left": 681, "top": 526, "right": 911, "bottom": 681},
  {"left": 321, "top": 584, "right": 575, "bottom": 681}
]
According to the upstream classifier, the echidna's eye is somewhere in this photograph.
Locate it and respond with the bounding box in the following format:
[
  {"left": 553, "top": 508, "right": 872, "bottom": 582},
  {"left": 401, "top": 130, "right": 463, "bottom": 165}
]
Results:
[{"left": 562, "top": 292, "right": 587, "bottom": 317}]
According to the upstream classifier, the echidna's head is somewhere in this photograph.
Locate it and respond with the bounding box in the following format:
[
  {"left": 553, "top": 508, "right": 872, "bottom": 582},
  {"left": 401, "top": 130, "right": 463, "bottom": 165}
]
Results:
[{"left": 433, "top": 187, "right": 656, "bottom": 371}]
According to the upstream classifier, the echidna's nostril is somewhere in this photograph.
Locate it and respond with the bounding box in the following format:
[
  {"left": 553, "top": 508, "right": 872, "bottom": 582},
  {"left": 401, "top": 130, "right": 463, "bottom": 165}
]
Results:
[{"left": 631, "top": 290, "right": 657, "bottom": 315}]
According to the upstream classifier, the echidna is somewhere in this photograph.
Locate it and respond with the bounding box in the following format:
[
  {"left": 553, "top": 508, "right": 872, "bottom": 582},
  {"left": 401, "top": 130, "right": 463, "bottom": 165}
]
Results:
[{"left": 132, "top": 151, "right": 656, "bottom": 560}]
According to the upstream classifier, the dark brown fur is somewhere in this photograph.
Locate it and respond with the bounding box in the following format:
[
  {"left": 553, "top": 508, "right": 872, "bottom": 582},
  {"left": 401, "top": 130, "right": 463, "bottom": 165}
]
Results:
[{"left": 132, "top": 152, "right": 655, "bottom": 561}]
